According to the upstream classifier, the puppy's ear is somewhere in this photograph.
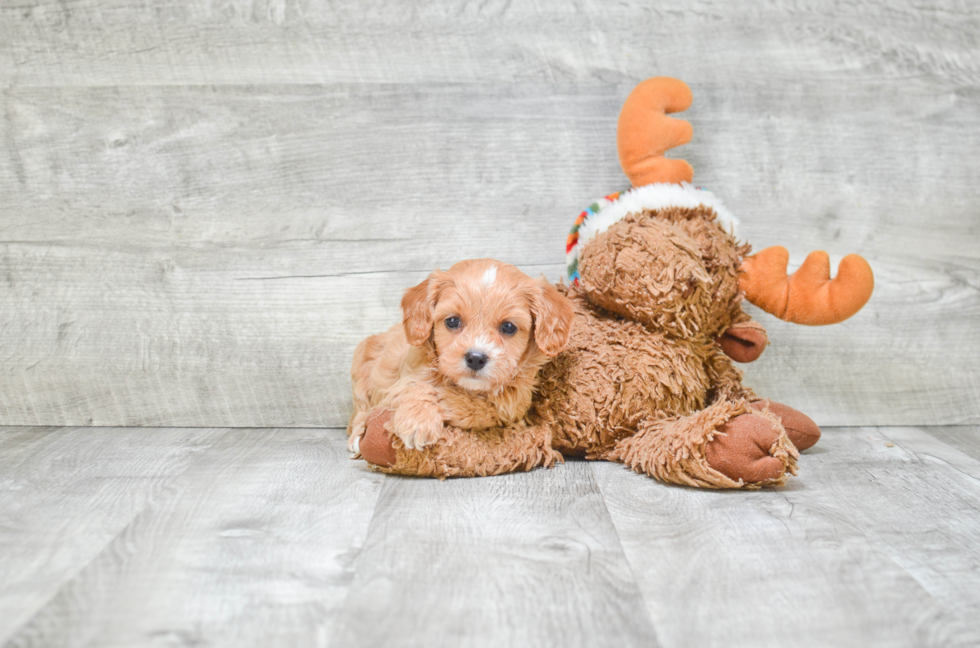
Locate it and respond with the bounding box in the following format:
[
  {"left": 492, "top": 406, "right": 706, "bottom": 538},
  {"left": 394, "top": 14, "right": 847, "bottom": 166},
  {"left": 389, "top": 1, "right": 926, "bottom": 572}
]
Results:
[
  {"left": 402, "top": 272, "right": 451, "bottom": 346},
  {"left": 401, "top": 276, "right": 435, "bottom": 346},
  {"left": 530, "top": 279, "right": 575, "bottom": 356}
]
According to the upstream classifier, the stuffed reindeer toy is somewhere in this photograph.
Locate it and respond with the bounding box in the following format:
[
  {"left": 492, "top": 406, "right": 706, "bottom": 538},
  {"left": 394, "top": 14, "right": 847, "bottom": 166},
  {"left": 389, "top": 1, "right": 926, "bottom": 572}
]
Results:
[{"left": 353, "top": 77, "right": 874, "bottom": 488}]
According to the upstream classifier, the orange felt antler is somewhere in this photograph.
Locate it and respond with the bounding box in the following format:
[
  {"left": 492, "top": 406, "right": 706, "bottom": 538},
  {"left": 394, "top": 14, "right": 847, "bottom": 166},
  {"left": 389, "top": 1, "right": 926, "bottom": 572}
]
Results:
[
  {"left": 740, "top": 247, "right": 875, "bottom": 325},
  {"left": 617, "top": 77, "right": 694, "bottom": 187}
]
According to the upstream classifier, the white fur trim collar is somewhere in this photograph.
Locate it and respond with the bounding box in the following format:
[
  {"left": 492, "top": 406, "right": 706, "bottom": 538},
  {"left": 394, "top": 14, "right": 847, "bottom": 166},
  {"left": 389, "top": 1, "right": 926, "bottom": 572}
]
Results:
[{"left": 579, "top": 183, "right": 739, "bottom": 246}]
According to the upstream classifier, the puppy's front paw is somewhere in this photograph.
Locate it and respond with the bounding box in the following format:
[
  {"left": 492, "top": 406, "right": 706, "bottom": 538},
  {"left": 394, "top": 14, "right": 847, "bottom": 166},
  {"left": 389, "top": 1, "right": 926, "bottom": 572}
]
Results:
[{"left": 392, "top": 402, "right": 445, "bottom": 450}]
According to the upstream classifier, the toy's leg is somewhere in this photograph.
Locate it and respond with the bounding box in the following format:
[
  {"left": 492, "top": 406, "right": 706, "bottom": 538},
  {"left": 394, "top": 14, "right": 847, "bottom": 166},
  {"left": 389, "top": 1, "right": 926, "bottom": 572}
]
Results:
[
  {"left": 704, "top": 346, "right": 821, "bottom": 452},
  {"left": 750, "top": 400, "right": 821, "bottom": 451},
  {"left": 356, "top": 409, "right": 398, "bottom": 467},
  {"left": 355, "top": 408, "right": 562, "bottom": 479},
  {"left": 704, "top": 348, "right": 757, "bottom": 402},
  {"left": 605, "top": 398, "right": 798, "bottom": 489}
]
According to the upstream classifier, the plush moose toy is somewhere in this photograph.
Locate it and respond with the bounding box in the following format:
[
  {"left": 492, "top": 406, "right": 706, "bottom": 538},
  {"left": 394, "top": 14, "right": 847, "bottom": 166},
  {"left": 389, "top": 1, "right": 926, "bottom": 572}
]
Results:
[{"left": 353, "top": 77, "right": 874, "bottom": 488}]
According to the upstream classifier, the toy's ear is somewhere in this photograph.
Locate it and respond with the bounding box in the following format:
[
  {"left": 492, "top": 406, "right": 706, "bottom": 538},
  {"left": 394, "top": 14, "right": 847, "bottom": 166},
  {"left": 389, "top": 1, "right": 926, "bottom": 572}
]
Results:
[
  {"left": 530, "top": 280, "right": 575, "bottom": 356},
  {"left": 401, "top": 272, "right": 447, "bottom": 346}
]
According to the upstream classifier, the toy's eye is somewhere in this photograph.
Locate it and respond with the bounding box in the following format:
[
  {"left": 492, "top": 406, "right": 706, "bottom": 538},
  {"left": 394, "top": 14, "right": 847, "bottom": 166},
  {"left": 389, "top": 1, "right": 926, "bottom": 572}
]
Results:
[
  {"left": 445, "top": 316, "right": 461, "bottom": 330},
  {"left": 499, "top": 321, "right": 517, "bottom": 335}
]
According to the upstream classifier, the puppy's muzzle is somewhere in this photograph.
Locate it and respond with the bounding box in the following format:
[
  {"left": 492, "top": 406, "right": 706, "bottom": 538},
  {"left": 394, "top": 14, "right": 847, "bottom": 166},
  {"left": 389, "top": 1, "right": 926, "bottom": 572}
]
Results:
[{"left": 464, "top": 350, "right": 489, "bottom": 372}]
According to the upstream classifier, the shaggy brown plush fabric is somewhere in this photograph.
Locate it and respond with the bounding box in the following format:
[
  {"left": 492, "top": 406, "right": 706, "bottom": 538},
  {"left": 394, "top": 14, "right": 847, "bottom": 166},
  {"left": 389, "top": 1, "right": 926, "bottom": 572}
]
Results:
[
  {"left": 365, "top": 411, "right": 561, "bottom": 479},
  {"left": 578, "top": 206, "right": 750, "bottom": 339},
  {"left": 608, "top": 398, "right": 798, "bottom": 489},
  {"left": 532, "top": 207, "right": 757, "bottom": 460}
]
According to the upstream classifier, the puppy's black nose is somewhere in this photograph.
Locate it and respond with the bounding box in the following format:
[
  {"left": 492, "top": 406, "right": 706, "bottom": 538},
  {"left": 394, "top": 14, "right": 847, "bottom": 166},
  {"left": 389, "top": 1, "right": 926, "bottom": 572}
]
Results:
[{"left": 464, "top": 350, "right": 489, "bottom": 372}]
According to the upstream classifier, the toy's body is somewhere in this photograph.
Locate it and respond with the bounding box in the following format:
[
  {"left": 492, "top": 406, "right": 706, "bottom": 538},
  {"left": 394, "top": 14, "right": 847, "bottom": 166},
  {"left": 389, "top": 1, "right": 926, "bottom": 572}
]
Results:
[
  {"left": 537, "top": 198, "right": 800, "bottom": 487},
  {"left": 352, "top": 77, "right": 873, "bottom": 488}
]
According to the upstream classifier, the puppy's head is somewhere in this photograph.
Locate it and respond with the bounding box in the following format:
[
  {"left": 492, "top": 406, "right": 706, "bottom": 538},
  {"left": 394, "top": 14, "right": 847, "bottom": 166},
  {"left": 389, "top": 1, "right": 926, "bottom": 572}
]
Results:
[{"left": 402, "top": 259, "right": 574, "bottom": 392}]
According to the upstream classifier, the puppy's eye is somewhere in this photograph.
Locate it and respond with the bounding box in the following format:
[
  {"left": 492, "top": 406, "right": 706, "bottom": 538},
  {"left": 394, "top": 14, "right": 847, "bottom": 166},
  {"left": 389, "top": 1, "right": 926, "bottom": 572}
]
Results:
[
  {"left": 445, "top": 316, "right": 461, "bottom": 330},
  {"left": 499, "top": 321, "right": 517, "bottom": 335}
]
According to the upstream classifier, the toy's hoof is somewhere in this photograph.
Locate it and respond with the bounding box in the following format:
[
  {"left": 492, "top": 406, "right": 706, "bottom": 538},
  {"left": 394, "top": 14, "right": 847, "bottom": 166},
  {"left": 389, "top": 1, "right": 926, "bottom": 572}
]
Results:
[
  {"left": 361, "top": 409, "right": 397, "bottom": 468},
  {"left": 717, "top": 322, "right": 768, "bottom": 363},
  {"left": 705, "top": 413, "right": 786, "bottom": 483},
  {"left": 751, "top": 400, "right": 821, "bottom": 451}
]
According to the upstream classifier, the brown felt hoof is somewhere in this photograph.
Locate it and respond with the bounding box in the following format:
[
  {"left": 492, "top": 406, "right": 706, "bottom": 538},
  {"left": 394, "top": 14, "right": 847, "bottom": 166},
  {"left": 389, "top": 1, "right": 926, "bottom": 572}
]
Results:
[
  {"left": 751, "top": 400, "right": 821, "bottom": 451},
  {"left": 717, "top": 321, "right": 768, "bottom": 363},
  {"left": 705, "top": 413, "right": 786, "bottom": 484},
  {"left": 361, "top": 409, "right": 397, "bottom": 468}
]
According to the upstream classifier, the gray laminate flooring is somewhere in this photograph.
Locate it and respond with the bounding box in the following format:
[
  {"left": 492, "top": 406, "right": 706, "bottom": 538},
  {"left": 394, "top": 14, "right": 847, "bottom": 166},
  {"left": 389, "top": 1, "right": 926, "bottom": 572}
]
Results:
[{"left": 2, "top": 425, "right": 979, "bottom": 648}]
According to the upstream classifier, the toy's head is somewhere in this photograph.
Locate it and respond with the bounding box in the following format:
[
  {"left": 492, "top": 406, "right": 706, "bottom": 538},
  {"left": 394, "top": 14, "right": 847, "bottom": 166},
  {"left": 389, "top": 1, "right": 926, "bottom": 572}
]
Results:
[
  {"left": 567, "top": 77, "right": 874, "bottom": 329},
  {"left": 576, "top": 200, "right": 748, "bottom": 340}
]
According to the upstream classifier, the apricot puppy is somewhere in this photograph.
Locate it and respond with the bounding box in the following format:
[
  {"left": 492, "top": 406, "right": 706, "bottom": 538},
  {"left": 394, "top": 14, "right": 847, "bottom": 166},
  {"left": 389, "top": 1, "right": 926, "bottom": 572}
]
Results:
[{"left": 348, "top": 259, "right": 574, "bottom": 451}]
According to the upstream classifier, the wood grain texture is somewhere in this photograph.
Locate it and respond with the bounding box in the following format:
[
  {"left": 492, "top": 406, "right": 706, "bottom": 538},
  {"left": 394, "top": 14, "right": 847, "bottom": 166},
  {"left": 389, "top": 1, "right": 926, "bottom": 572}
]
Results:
[
  {"left": 3, "top": 429, "right": 385, "bottom": 648},
  {"left": 334, "top": 460, "right": 660, "bottom": 648},
  {"left": 922, "top": 425, "right": 980, "bottom": 460},
  {"left": 591, "top": 426, "right": 980, "bottom": 648},
  {"left": 1, "top": 1, "right": 977, "bottom": 87},
  {"left": 0, "top": 426, "right": 227, "bottom": 643},
  {"left": 1, "top": 1, "right": 978, "bottom": 427},
  {"left": 0, "top": 80, "right": 977, "bottom": 427},
  {"left": 4, "top": 425, "right": 980, "bottom": 646}
]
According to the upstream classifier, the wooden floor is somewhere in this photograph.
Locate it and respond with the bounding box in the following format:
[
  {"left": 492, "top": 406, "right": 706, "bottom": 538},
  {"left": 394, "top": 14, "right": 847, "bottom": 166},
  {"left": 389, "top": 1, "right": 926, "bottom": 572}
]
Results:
[{"left": 1, "top": 424, "right": 979, "bottom": 647}]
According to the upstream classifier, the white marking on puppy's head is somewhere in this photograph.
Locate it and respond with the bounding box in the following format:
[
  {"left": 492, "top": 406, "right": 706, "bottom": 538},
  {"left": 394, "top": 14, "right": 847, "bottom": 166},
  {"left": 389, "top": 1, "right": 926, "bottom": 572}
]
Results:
[{"left": 481, "top": 265, "right": 497, "bottom": 287}]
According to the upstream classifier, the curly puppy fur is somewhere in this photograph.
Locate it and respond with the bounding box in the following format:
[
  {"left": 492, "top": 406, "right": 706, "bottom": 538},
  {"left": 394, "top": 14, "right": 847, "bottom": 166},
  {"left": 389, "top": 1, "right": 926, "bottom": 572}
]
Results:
[
  {"left": 366, "top": 206, "right": 801, "bottom": 488},
  {"left": 348, "top": 258, "right": 574, "bottom": 451}
]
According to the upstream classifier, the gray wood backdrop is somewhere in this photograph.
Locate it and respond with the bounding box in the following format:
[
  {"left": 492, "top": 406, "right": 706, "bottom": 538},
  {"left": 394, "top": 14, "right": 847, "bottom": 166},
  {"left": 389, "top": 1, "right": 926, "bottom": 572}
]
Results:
[{"left": 1, "top": 0, "right": 977, "bottom": 428}]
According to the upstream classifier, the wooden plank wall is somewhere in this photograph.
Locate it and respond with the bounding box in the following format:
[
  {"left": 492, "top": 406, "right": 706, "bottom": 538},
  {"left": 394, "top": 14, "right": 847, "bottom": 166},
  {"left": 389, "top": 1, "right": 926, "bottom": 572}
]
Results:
[{"left": 0, "top": 0, "right": 977, "bottom": 428}]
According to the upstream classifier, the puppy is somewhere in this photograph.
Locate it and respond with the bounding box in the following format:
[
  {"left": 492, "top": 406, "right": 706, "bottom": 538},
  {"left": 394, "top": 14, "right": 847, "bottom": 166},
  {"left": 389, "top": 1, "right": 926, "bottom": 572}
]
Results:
[{"left": 348, "top": 259, "right": 575, "bottom": 452}]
